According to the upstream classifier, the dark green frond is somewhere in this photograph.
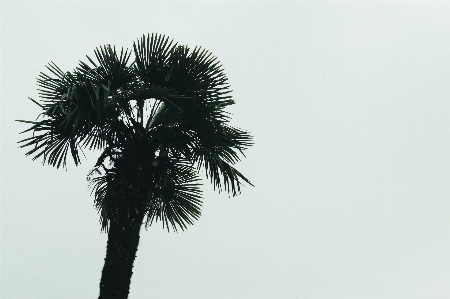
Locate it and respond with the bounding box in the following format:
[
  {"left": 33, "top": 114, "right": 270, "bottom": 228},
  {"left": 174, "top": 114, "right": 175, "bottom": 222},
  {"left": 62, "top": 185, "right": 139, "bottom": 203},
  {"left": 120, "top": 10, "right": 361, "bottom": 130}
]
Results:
[
  {"left": 17, "top": 94, "right": 84, "bottom": 168},
  {"left": 18, "top": 45, "right": 137, "bottom": 167},
  {"left": 134, "top": 34, "right": 233, "bottom": 109},
  {"left": 193, "top": 147, "right": 253, "bottom": 196},
  {"left": 165, "top": 44, "right": 231, "bottom": 97},
  {"left": 89, "top": 173, "right": 111, "bottom": 232},
  {"left": 76, "top": 45, "right": 135, "bottom": 91},
  {"left": 133, "top": 33, "right": 176, "bottom": 84},
  {"left": 146, "top": 158, "right": 203, "bottom": 232},
  {"left": 37, "top": 63, "right": 76, "bottom": 101}
]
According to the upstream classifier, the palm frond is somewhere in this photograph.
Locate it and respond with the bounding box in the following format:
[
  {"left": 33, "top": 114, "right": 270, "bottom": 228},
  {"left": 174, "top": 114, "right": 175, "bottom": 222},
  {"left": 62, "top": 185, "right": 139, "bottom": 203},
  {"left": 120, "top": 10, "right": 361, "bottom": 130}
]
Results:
[
  {"left": 193, "top": 147, "right": 253, "bottom": 196},
  {"left": 17, "top": 95, "right": 84, "bottom": 168},
  {"left": 89, "top": 173, "right": 111, "bottom": 232},
  {"left": 18, "top": 45, "right": 137, "bottom": 168},
  {"left": 145, "top": 158, "right": 203, "bottom": 232},
  {"left": 76, "top": 45, "right": 135, "bottom": 91},
  {"left": 133, "top": 33, "right": 176, "bottom": 84}
]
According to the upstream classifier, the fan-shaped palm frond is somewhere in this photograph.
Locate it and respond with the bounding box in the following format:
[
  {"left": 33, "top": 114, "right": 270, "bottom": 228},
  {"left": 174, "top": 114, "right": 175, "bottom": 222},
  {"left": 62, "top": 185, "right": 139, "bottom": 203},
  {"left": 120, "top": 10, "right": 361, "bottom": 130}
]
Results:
[
  {"left": 76, "top": 45, "right": 135, "bottom": 90},
  {"left": 18, "top": 46, "right": 138, "bottom": 167},
  {"left": 88, "top": 172, "right": 111, "bottom": 232},
  {"left": 145, "top": 157, "right": 203, "bottom": 232},
  {"left": 133, "top": 33, "right": 177, "bottom": 85}
]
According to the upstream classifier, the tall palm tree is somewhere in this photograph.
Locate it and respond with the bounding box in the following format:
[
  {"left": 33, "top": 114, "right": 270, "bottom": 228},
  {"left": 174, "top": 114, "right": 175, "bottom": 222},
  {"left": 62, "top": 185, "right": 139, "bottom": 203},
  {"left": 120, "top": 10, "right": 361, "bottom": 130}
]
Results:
[{"left": 18, "top": 33, "right": 253, "bottom": 299}]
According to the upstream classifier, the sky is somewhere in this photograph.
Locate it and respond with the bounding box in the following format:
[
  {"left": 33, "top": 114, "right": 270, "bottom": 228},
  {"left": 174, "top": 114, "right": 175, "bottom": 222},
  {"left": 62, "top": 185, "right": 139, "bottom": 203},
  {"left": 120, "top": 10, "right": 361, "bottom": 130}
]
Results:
[{"left": 1, "top": 1, "right": 450, "bottom": 298}]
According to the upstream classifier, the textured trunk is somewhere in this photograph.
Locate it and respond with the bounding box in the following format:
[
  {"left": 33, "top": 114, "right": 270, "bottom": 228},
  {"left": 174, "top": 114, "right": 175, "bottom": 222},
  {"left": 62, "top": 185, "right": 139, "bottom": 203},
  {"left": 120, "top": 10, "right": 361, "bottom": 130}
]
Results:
[
  {"left": 98, "top": 202, "right": 146, "bottom": 299},
  {"left": 97, "top": 137, "right": 157, "bottom": 298}
]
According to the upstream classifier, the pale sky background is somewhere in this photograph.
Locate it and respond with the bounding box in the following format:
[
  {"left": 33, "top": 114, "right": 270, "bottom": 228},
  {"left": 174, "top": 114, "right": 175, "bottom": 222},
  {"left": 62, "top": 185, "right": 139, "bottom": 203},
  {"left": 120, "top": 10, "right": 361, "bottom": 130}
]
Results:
[{"left": 1, "top": 1, "right": 450, "bottom": 298}]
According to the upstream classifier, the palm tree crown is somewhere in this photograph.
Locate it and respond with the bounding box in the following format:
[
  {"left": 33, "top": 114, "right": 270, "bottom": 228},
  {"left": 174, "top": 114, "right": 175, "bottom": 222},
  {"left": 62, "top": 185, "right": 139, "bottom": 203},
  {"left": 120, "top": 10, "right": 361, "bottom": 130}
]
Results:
[{"left": 18, "top": 33, "right": 254, "bottom": 232}]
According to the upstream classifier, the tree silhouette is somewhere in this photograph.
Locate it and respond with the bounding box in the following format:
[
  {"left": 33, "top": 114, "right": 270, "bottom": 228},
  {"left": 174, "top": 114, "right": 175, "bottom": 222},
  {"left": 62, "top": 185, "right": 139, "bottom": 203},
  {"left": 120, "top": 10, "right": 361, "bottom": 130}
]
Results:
[{"left": 18, "top": 33, "right": 254, "bottom": 299}]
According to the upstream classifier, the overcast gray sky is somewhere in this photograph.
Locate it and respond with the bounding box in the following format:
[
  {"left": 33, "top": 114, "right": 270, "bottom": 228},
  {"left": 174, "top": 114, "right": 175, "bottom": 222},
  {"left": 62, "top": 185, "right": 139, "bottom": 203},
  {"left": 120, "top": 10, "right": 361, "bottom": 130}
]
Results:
[{"left": 1, "top": 1, "right": 450, "bottom": 298}]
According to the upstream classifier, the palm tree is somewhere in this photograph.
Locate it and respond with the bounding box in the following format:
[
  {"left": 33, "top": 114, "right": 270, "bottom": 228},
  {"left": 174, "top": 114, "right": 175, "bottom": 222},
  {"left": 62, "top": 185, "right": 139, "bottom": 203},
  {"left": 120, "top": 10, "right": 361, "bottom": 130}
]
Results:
[{"left": 18, "top": 33, "right": 253, "bottom": 299}]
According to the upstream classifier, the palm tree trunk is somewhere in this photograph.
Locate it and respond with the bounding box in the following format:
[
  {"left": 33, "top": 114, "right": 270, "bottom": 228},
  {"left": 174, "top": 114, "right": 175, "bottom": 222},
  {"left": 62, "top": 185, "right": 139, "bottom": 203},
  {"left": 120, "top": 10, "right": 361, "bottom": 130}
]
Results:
[
  {"left": 98, "top": 203, "right": 146, "bottom": 299},
  {"left": 98, "top": 140, "right": 156, "bottom": 298}
]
